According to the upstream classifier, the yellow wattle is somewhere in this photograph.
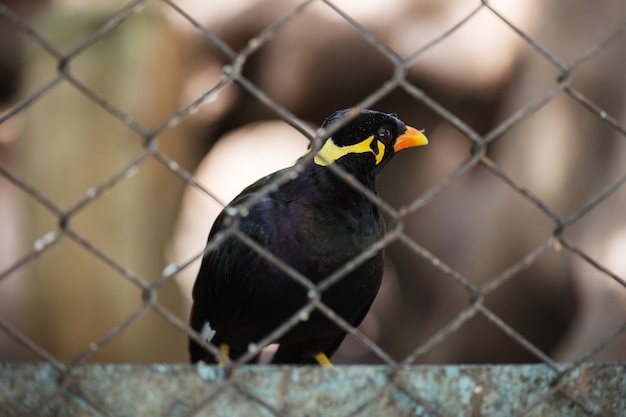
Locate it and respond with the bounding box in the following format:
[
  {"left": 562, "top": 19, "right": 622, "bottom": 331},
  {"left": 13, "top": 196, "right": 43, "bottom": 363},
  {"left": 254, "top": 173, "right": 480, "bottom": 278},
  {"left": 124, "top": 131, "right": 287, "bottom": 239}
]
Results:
[{"left": 312, "top": 135, "right": 385, "bottom": 166}]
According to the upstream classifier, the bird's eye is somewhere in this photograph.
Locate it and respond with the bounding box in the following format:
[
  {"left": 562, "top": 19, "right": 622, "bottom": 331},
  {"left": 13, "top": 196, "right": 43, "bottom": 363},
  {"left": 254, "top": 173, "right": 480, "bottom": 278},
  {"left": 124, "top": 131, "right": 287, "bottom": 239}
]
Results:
[{"left": 378, "top": 126, "right": 391, "bottom": 140}]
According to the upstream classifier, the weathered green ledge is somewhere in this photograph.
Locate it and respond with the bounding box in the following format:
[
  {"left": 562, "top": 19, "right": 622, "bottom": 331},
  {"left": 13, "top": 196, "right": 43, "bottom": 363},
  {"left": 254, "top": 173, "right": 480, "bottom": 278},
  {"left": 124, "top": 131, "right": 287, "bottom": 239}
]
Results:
[{"left": 1, "top": 363, "right": 624, "bottom": 416}]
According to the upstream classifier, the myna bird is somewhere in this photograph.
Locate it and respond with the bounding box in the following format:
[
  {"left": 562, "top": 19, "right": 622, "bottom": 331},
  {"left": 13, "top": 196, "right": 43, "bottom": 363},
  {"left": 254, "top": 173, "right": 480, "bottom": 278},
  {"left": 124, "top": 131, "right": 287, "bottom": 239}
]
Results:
[{"left": 189, "top": 109, "right": 427, "bottom": 365}]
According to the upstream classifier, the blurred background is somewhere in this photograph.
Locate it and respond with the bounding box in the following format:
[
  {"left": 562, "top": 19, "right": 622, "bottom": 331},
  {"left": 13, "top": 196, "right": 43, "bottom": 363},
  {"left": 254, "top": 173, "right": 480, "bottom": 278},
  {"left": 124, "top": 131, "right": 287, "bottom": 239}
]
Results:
[{"left": 0, "top": 0, "right": 625, "bottom": 365}]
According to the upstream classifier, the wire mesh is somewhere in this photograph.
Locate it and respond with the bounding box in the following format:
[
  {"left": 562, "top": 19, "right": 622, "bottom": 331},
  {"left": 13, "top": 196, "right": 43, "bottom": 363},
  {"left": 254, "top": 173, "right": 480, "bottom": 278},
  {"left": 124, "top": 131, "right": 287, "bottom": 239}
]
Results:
[{"left": 0, "top": 0, "right": 625, "bottom": 416}]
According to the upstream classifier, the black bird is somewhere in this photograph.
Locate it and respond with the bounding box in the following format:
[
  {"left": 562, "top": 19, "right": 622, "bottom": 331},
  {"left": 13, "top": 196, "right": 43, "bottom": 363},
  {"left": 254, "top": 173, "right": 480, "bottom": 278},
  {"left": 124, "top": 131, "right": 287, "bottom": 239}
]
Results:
[{"left": 189, "top": 109, "right": 427, "bottom": 365}]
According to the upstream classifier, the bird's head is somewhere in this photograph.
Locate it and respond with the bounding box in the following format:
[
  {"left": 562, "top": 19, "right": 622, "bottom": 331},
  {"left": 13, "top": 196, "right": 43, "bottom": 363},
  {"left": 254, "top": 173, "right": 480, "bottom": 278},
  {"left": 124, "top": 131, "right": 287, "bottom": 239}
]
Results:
[{"left": 305, "top": 109, "right": 428, "bottom": 179}]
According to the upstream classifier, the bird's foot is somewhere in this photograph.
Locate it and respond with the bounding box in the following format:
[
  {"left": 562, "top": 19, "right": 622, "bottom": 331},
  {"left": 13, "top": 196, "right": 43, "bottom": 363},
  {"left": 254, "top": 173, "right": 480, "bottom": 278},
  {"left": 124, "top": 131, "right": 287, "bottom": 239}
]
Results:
[
  {"left": 313, "top": 352, "right": 333, "bottom": 367},
  {"left": 218, "top": 343, "right": 230, "bottom": 366}
]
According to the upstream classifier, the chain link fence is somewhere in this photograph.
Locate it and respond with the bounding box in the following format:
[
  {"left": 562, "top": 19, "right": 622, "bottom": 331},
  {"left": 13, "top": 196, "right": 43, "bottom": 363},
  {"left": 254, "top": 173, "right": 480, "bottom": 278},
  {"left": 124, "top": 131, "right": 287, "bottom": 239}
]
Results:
[{"left": 1, "top": 0, "right": 625, "bottom": 416}]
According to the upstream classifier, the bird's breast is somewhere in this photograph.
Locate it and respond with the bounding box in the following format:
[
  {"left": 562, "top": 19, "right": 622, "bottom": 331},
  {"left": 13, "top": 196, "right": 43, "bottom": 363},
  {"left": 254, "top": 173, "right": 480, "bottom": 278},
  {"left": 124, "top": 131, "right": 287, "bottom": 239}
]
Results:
[{"left": 265, "top": 198, "right": 384, "bottom": 279}]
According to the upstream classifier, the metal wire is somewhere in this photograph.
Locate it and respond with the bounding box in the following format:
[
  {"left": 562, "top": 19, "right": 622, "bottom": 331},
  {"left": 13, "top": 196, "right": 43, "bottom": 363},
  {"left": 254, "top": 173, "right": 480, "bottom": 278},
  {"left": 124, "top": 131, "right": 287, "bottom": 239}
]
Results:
[{"left": 0, "top": 0, "right": 625, "bottom": 416}]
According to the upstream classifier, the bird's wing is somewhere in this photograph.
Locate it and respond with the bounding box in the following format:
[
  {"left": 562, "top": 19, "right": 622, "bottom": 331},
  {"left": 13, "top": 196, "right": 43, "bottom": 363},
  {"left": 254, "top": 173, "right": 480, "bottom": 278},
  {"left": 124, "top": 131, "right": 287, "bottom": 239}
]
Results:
[{"left": 190, "top": 170, "right": 285, "bottom": 335}]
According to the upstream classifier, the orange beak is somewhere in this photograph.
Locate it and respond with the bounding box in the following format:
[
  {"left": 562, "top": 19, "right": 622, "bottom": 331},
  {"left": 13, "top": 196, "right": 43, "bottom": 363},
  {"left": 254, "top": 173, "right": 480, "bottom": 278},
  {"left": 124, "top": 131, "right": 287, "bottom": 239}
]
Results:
[{"left": 394, "top": 126, "right": 428, "bottom": 153}]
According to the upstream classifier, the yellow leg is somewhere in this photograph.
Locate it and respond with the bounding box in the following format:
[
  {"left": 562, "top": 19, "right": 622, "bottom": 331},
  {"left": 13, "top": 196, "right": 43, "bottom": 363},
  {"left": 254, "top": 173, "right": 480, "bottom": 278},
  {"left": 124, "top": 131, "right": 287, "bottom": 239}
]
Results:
[
  {"left": 313, "top": 352, "right": 333, "bottom": 367},
  {"left": 218, "top": 344, "right": 230, "bottom": 366}
]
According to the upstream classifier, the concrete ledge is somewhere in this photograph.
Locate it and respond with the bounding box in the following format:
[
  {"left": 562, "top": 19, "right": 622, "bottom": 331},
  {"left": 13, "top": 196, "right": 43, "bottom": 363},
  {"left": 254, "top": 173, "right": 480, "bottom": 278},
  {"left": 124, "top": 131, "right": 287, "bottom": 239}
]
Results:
[{"left": 1, "top": 363, "right": 624, "bottom": 416}]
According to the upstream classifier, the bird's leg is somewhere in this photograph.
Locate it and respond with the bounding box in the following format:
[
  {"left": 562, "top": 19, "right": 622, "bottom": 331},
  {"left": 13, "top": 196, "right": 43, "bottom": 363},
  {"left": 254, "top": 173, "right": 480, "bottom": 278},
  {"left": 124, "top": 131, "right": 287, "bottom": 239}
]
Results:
[
  {"left": 218, "top": 343, "right": 230, "bottom": 366},
  {"left": 313, "top": 352, "right": 333, "bottom": 367}
]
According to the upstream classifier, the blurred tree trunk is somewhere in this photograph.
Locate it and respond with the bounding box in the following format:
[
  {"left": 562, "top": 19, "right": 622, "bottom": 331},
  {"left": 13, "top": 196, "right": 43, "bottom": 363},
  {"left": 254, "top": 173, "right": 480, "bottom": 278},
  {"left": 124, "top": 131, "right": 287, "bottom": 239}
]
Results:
[{"left": 17, "top": 8, "right": 194, "bottom": 362}]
